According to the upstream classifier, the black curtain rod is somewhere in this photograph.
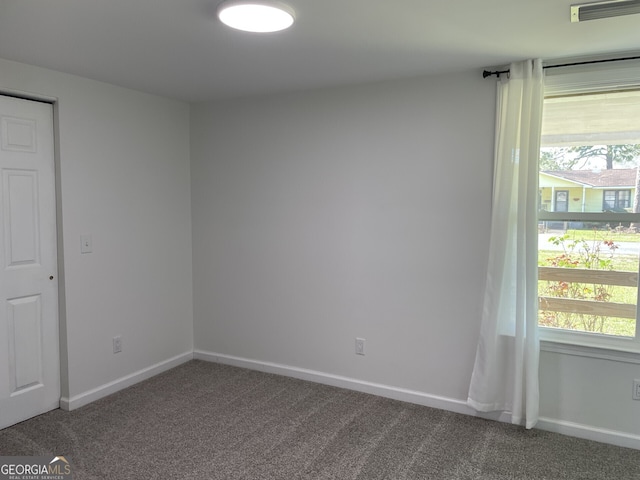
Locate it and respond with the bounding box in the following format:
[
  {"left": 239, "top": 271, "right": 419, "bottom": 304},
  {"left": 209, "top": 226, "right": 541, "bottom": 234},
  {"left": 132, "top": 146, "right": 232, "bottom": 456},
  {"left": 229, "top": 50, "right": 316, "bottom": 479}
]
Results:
[{"left": 482, "top": 55, "right": 640, "bottom": 78}]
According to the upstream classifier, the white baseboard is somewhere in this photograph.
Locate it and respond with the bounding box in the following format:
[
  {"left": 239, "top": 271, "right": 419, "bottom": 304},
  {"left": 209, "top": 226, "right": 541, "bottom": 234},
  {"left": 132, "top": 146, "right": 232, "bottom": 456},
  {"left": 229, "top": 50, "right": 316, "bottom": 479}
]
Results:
[
  {"left": 193, "top": 349, "right": 476, "bottom": 416},
  {"left": 537, "top": 417, "right": 640, "bottom": 450},
  {"left": 194, "top": 349, "right": 640, "bottom": 451},
  {"left": 60, "top": 351, "right": 193, "bottom": 411}
]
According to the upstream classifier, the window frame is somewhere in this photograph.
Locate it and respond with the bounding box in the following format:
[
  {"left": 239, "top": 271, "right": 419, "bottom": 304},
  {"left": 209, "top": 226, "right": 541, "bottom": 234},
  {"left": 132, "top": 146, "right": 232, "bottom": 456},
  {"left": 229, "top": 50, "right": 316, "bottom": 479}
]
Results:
[
  {"left": 602, "top": 189, "right": 631, "bottom": 211},
  {"left": 538, "top": 59, "right": 640, "bottom": 354}
]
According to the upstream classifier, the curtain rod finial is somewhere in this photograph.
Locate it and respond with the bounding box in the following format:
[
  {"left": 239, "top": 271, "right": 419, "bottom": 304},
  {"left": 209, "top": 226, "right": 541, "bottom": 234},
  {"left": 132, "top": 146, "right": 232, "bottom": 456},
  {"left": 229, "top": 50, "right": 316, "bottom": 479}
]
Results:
[{"left": 483, "top": 69, "right": 510, "bottom": 79}]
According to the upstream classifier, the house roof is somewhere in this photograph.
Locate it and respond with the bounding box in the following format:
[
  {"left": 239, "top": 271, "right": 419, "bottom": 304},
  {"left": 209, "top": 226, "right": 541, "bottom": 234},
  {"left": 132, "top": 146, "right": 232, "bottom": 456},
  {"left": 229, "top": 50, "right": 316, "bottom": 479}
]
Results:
[{"left": 541, "top": 168, "right": 638, "bottom": 188}]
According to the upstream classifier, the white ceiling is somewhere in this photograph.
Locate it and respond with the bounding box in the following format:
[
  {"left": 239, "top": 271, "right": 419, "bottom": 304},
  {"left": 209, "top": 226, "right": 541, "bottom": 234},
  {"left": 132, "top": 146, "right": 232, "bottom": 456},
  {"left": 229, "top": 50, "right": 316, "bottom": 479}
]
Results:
[{"left": 0, "top": 0, "right": 639, "bottom": 103}]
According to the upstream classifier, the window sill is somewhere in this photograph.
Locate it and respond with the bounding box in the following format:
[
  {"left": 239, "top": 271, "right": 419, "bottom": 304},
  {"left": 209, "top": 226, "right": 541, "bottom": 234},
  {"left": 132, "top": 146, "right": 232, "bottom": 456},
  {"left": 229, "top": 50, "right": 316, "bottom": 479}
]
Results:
[{"left": 540, "top": 336, "right": 640, "bottom": 365}]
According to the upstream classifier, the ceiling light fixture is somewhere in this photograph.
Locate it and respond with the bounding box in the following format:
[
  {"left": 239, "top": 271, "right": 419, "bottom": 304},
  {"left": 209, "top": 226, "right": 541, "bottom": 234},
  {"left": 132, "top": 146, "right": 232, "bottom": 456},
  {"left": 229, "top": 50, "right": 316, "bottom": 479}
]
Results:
[
  {"left": 217, "top": 1, "right": 295, "bottom": 33},
  {"left": 570, "top": 0, "right": 640, "bottom": 22}
]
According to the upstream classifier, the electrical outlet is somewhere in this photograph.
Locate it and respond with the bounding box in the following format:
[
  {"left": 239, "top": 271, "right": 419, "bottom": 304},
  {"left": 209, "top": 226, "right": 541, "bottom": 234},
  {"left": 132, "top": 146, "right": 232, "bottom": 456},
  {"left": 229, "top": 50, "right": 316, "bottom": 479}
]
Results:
[
  {"left": 355, "top": 337, "right": 365, "bottom": 356},
  {"left": 633, "top": 379, "right": 640, "bottom": 400},
  {"left": 113, "top": 335, "right": 122, "bottom": 354}
]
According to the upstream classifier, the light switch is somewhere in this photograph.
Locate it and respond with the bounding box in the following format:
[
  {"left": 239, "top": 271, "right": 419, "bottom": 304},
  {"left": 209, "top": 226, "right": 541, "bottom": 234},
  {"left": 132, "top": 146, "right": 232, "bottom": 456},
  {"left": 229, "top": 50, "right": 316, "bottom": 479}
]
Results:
[{"left": 80, "top": 234, "right": 92, "bottom": 254}]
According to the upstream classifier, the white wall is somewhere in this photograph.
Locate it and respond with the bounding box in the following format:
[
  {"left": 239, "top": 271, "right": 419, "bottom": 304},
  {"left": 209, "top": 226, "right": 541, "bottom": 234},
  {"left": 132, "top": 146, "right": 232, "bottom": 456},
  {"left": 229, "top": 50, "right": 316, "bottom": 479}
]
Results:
[
  {"left": 191, "top": 72, "right": 495, "bottom": 401},
  {"left": 0, "top": 58, "right": 194, "bottom": 401},
  {"left": 191, "top": 71, "right": 640, "bottom": 447},
  {"left": 539, "top": 348, "right": 640, "bottom": 442}
]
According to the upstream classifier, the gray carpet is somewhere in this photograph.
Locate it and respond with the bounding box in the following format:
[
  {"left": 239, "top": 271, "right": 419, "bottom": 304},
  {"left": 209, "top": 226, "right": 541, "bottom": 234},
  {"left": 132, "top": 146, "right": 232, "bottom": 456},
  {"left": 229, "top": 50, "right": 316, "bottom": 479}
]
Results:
[{"left": 1, "top": 360, "right": 639, "bottom": 479}]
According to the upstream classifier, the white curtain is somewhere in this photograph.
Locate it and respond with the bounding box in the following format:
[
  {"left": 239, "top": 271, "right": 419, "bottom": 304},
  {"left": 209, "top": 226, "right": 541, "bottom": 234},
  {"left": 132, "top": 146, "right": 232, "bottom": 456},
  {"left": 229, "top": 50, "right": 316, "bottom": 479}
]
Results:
[{"left": 467, "top": 59, "right": 544, "bottom": 429}]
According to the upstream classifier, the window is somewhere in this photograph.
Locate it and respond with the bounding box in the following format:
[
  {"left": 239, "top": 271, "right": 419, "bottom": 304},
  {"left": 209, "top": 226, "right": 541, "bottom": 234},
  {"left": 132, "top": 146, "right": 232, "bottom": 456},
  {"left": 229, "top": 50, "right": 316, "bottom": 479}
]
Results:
[
  {"left": 538, "top": 68, "right": 640, "bottom": 352},
  {"left": 603, "top": 189, "right": 631, "bottom": 211}
]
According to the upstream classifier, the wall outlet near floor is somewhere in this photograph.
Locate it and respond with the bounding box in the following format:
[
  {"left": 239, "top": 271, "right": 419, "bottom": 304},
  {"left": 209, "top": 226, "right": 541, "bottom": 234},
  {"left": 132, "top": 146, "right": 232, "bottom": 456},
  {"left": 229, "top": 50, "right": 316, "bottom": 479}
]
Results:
[
  {"left": 633, "top": 379, "right": 640, "bottom": 400},
  {"left": 113, "top": 335, "right": 123, "bottom": 354},
  {"left": 355, "top": 337, "right": 365, "bottom": 356}
]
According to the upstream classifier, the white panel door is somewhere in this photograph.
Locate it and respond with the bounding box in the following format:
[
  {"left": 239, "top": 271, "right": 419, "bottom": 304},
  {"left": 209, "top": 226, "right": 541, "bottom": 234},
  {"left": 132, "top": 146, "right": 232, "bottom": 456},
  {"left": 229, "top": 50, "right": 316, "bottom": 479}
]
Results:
[{"left": 0, "top": 95, "right": 59, "bottom": 429}]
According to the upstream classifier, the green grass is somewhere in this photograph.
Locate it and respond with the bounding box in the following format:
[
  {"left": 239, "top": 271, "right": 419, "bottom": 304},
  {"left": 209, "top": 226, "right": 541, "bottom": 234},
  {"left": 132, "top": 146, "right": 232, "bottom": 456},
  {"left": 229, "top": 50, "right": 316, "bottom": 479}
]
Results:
[{"left": 538, "top": 310, "right": 635, "bottom": 337}]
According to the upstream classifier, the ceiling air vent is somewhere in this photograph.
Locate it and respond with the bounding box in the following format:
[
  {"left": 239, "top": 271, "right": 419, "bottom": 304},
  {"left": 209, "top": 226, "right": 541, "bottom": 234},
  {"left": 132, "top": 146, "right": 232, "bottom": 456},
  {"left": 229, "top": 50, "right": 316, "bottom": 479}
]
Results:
[{"left": 571, "top": 0, "right": 640, "bottom": 22}]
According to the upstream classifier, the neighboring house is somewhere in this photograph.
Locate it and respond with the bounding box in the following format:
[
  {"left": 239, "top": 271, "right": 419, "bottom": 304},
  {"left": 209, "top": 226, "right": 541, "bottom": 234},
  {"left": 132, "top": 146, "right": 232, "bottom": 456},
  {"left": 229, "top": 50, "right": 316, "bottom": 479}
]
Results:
[{"left": 540, "top": 168, "right": 638, "bottom": 212}]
